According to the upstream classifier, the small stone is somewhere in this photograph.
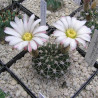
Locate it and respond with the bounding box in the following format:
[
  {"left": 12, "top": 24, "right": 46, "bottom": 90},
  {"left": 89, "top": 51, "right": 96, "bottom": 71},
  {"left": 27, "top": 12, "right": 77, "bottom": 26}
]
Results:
[
  {"left": 9, "top": 85, "right": 15, "bottom": 89},
  {"left": 35, "top": 85, "right": 39, "bottom": 90},
  {"left": 16, "top": 85, "right": 24, "bottom": 91},
  {"left": 86, "top": 85, "right": 92, "bottom": 91},
  {"left": 33, "top": 79, "right": 40, "bottom": 84},
  {"left": 71, "top": 69, "right": 76, "bottom": 74},
  {"left": 21, "top": 91, "right": 28, "bottom": 97},
  {"left": 72, "top": 57, "right": 78, "bottom": 61},
  {"left": 46, "top": 10, "right": 52, "bottom": 16},
  {"left": 62, "top": 13, "right": 65, "bottom": 16},
  {"left": 50, "top": 90, "right": 59, "bottom": 97},
  {"left": 11, "top": 80, "right": 17, "bottom": 85},
  {"left": 0, "top": 80, "right": 6, "bottom": 84},
  {"left": 55, "top": 12, "right": 59, "bottom": 16},
  {"left": 16, "top": 90, "right": 21, "bottom": 97},
  {"left": 42, "top": 84, "right": 46, "bottom": 89}
]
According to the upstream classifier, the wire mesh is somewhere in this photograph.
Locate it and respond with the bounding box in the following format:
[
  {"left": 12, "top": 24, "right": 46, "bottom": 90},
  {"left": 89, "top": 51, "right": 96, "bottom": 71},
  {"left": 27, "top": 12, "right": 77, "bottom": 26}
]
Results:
[{"left": 0, "top": 1, "right": 97, "bottom": 98}]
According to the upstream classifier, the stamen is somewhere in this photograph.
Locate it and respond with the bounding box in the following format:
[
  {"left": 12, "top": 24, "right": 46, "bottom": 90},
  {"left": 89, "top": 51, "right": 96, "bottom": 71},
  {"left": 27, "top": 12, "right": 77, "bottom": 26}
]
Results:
[
  {"left": 66, "top": 29, "right": 77, "bottom": 39},
  {"left": 22, "top": 32, "right": 33, "bottom": 41}
]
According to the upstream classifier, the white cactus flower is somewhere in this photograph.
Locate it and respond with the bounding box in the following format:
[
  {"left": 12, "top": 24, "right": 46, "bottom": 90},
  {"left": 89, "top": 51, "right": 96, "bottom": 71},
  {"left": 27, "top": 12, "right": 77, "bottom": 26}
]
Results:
[
  {"left": 5, "top": 14, "right": 49, "bottom": 52},
  {"left": 53, "top": 16, "right": 92, "bottom": 50}
]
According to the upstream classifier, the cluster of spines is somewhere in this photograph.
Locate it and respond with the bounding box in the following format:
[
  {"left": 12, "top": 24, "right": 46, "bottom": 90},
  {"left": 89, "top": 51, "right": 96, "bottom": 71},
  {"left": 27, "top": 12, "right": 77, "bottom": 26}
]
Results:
[{"left": 32, "top": 43, "right": 70, "bottom": 79}]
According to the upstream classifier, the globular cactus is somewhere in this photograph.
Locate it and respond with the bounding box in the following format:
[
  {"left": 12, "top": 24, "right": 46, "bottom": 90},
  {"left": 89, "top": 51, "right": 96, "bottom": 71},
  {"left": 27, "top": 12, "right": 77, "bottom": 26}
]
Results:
[
  {"left": 0, "top": 88, "right": 11, "bottom": 98},
  {"left": 45, "top": 0, "right": 64, "bottom": 12},
  {"left": 32, "top": 43, "right": 70, "bottom": 79},
  {"left": 0, "top": 10, "right": 21, "bottom": 44},
  {"left": 79, "top": 6, "right": 98, "bottom": 34}
]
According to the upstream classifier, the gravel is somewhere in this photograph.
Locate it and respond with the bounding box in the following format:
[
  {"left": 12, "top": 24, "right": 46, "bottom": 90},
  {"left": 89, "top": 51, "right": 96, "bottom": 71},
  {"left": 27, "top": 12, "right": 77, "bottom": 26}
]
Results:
[
  {"left": 0, "top": 44, "right": 20, "bottom": 64},
  {"left": 21, "top": 0, "right": 79, "bottom": 25},
  {"left": 0, "top": 0, "right": 98, "bottom": 98},
  {"left": 9, "top": 50, "right": 97, "bottom": 98},
  {"left": 0, "top": 0, "right": 12, "bottom": 10},
  {"left": 0, "top": 72, "right": 30, "bottom": 98}
]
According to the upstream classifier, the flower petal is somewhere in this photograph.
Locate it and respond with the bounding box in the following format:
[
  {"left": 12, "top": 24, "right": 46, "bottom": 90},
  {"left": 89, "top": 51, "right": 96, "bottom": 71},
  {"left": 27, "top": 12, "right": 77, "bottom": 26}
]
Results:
[
  {"left": 71, "top": 17, "right": 77, "bottom": 28},
  {"left": 66, "top": 16, "right": 72, "bottom": 28},
  {"left": 56, "top": 20, "right": 65, "bottom": 28},
  {"left": 77, "top": 26, "right": 92, "bottom": 35},
  {"left": 75, "top": 38, "right": 86, "bottom": 47},
  {"left": 30, "top": 40, "right": 37, "bottom": 50},
  {"left": 60, "top": 39, "right": 66, "bottom": 45},
  {"left": 63, "top": 37, "right": 71, "bottom": 47},
  {"left": 10, "top": 21, "right": 22, "bottom": 35},
  {"left": 70, "top": 39, "right": 77, "bottom": 50},
  {"left": 53, "top": 23, "right": 65, "bottom": 32},
  {"left": 30, "top": 19, "right": 41, "bottom": 33},
  {"left": 77, "top": 34, "right": 91, "bottom": 42},
  {"left": 28, "top": 14, "right": 35, "bottom": 32},
  {"left": 72, "top": 18, "right": 86, "bottom": 31},
  {"left": 15, "top": 16, "right": 20, "bottom": 24},
  {"left": 14, "top": 17, "right": 24, "bottom": 34},
  {"left": 5, "top": 36, "right": 18, "bottom": 42},
  {"left": 41, "top": 38, "right": 47, "bottom": 42},
  {"left": 33, "top": 37, "right": 43, "bottom": 45},
  {"left": 54, "top": 30, "right": 65, "bottom": 36},
  {"left": 60, "top": 17, "right": 68, "bottom": 29},
  {"left": 38, "top": 31, "right": 47, "bottom": 34},
  {"left": 14, "top": 41, "right": 28, "bottom": 50},
  {"left": 28, "top": 42, "right": 32, "bottom": 52},
  {"left": 34, "top": 33, "right": 49, "bottom": 39},
  {"left": 9, "top": 38, "right": 23, "bottom": 45},
  {"left": 4, "top": 27, "right": 21, "bottom": 37},
  {"left": 56, "top": 36, "right": 66, "bottom": 43},
  {"left": 23, "top": 14, "right": 28, "bottom": 32},
  {"left": 33, "top": 26, "right": 48, "bottom": 34},
  {"left": 76, "top": 20, "right": 86, "bottom": 31}
]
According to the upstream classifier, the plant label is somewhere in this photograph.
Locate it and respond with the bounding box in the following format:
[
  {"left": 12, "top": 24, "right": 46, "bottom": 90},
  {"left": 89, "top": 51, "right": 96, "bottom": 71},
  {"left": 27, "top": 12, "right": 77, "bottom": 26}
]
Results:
[
  {"left": 85, "top": 29, "right": 98, "bottom": 66},
  {"left": 40, "top": 0, "right": 47, "bottom": 26},
  {"left": 39, "top": 92, "right": 45, "bottom": 98}
]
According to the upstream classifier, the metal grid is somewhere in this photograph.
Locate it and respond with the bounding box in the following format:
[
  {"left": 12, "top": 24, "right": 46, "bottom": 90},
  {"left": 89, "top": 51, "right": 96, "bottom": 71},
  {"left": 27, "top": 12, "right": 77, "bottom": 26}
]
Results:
[{"left": 0, "top": 2, "right": 98, "bottom": 98}]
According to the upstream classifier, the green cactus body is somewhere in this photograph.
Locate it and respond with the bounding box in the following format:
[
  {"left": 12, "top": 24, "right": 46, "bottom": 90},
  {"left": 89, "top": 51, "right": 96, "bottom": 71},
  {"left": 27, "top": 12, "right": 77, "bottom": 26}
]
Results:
[
  {"left": 0, "top": 89, "right": 5, "bottom": 98},
  {"left": 79, "top": 6, "right": 98, "bottom": 35},
  {"left": 0, "top": 10, "right": 21, "bottom": 44},
  {"left": 0, "top": 88, "right": 11, "bottom": 98},
  {"left": 32, "top": 43, "right": 70, "bottom": 79},
  {"left": 46, "top": 0, "right": 64, "bottom": 12}
]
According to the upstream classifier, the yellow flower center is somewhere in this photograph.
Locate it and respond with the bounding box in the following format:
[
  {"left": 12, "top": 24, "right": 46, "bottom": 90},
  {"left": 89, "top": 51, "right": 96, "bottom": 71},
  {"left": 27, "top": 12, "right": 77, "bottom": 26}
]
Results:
[
  {"left": 22, "top": 32, "right": 33, "bottom": 41},
  {"left": 66, "top": 29, "right": 77, "bottom": 39}
]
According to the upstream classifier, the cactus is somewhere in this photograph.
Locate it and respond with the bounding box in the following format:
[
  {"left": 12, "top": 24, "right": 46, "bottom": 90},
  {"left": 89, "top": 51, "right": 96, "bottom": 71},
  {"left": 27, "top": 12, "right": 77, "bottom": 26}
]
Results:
[
  {"left": 0, "top": 88, "right": 11, "bottom": 98},
  {"left": 79, "top": 6, "right": 98, "bottom": 35},
  {"left": 32, "top": 43, "right": 70, "bottom": 79},
  {"left": 0, "top": 10, "right": 21, "bottom": 44},
  {"left": 45, "top": 0, "right": 64, "bottom": 12}
]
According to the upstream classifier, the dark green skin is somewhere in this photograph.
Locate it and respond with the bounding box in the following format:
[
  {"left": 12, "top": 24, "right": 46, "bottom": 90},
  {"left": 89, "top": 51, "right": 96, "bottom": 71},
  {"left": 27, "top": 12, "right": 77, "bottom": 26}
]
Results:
[
  {"left": 32, "top": 43, "right": 70, "bottom": 79},
  {"left": 46, "top": 0, "right": 64, "bottom": 12}
]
